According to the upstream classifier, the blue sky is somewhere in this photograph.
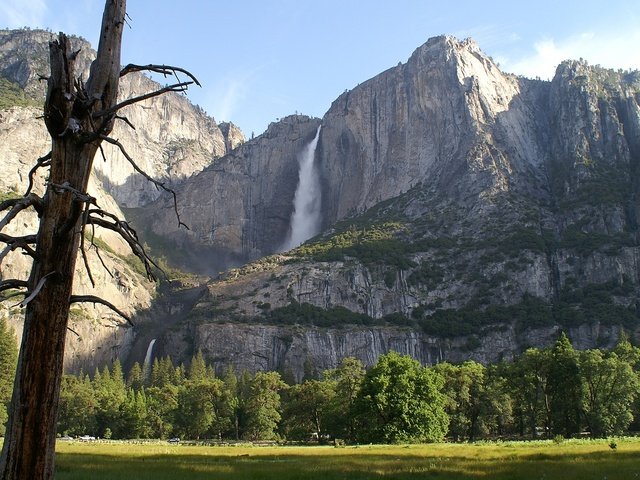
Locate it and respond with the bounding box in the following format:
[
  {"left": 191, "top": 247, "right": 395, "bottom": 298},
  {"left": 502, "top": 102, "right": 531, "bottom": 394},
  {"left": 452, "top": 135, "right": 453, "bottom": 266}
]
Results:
[{"left": 1, "top": 1, "right": 639, "bottom": 136}]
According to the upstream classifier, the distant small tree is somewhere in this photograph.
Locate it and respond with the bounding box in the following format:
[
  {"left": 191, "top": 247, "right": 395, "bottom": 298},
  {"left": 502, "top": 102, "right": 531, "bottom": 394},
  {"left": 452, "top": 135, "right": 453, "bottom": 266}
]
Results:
[
  {"left": 188, "top": 350, "right": 208, "bottom": 382},
  {"left": 0, "top": 318, "right": 17, "bottom": 435},
  {"left": 126, "top": 362, "right": 144, "bottom": 391}
]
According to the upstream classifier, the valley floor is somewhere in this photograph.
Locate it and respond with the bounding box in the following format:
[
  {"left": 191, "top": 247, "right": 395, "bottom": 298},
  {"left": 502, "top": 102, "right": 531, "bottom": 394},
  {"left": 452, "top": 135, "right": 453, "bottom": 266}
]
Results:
[{"left": 53, "top": 438, "right": 640, "bottom": 479}]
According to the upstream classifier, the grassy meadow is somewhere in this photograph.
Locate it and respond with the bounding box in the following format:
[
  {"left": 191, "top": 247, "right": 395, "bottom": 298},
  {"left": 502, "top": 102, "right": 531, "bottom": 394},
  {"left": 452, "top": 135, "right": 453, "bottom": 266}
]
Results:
[{"left": 54, "top": 438, "right": 640, "bottom": 479}]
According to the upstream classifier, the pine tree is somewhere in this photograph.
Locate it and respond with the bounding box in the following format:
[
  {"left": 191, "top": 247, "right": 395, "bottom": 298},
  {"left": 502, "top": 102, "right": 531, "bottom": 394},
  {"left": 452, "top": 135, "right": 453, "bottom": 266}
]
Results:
[
  {"left": 127, "top": 362, "right": 144, "bottom": 391},
  {"left": 0, "top": 318, "right": 17, "bottom": 406},
  {"left": 188, "top": 350, "right": 208, "bottom": 382},
  {"left": 0, "top": 317, "right": 19, "bottom": 435}
]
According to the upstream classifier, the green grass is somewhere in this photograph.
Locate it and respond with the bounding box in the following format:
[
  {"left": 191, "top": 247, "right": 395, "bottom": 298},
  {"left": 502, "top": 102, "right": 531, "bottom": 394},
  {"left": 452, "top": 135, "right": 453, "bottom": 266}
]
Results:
[{"left": 54, "top": 438, "right": 640, "bottom": 479}]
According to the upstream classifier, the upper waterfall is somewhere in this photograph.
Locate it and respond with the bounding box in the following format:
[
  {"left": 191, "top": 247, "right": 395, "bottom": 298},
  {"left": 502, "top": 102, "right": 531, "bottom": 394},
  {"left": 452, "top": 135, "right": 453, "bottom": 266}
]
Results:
[{"left": 281, "top": 125, "right": 323, "bottom": 251}]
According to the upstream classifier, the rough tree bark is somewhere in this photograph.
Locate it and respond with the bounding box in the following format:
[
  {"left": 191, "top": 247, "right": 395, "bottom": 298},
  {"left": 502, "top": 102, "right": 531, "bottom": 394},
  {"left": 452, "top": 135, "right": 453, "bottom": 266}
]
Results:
[{"left": 0, "top": 0, "right": 196, "bottom": 477}]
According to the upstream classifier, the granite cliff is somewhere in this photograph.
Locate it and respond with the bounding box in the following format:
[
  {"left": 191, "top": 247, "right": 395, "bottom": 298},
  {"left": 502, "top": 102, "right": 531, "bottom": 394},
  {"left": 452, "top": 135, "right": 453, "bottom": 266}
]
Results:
[
  {"left": 2, "top": 29, "right": 640, "bottom": 379},
  {"left": 146, "top": 36, "right": 640, "bottom": 378}
]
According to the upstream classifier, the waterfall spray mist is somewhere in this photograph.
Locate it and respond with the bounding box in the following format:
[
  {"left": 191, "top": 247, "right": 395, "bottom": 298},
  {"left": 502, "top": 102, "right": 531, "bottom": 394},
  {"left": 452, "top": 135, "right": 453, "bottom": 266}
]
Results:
[{"left": 281, "top": 125, "right": 322, "bottom": 251}]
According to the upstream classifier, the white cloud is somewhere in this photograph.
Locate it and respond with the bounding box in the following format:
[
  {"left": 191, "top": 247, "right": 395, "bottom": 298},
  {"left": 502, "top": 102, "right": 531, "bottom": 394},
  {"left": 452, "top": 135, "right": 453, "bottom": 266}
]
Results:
[
  {"left": 203, "top": 67, "right": 261, "bottom": 124},
  {"left": 0, "top": 0, "right": 47, "bottom": 28},
  {"left": 503, "top": 30, "right": 640, "bottom": 80}
]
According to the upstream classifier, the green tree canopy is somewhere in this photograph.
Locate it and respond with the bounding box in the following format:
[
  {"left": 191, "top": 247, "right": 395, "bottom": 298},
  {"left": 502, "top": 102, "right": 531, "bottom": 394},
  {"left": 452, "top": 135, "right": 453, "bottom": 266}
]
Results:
[
  {"left": 244, "top": 371, "right": 287, "bottom": 441},
  {"left": 579, "top": 349, "right": 640, "bottom": 437},
  {"left": 354, "top": 351, "right": 448, "bottom": 443}
]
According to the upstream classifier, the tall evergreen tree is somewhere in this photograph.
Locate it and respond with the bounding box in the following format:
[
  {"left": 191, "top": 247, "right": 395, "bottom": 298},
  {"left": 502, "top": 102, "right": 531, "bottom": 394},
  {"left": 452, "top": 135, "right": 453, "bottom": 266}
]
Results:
[
  {"left": 188, "top": 350, "right": 208, "bottom": 382},
  {"left": 0, "top": 318, "right": 17, "bottom": 406},
  {"left": 126, "top": 362, "right": 144, "bottom": 391},
  {"left": 0, "top": 318, "right": 17, "bottom": 435}
]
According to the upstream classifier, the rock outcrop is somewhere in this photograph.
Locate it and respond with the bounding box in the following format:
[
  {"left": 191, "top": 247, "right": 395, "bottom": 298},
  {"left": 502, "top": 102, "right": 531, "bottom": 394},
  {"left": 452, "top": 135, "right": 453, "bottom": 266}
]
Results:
[
  {"left": 0, "top": 28, "right": 245, "bottom": 208},
  {"left": 181, "top": 321, "right": 623, "bottom": 383}
]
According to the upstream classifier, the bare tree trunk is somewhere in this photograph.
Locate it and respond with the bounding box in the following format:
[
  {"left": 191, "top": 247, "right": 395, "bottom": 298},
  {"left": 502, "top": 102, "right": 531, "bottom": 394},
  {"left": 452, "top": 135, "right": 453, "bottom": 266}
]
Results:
[{"left": 0, "top": 2, "right": 126, "bottom": 478}]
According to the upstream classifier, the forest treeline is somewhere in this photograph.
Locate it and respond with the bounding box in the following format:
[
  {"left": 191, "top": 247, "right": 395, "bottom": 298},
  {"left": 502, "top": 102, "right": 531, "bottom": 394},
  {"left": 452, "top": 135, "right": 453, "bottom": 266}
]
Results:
[{"left": 0, "top": 318, "right": 638, "bottom": 443}]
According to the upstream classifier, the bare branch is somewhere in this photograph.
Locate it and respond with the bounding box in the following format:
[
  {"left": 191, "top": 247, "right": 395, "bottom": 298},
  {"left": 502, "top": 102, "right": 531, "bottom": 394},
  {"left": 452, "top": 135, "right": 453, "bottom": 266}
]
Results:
[
  {"left": 24, "top": 151, "right": 52, "bottom": 196},
  {"left": 0, "top": 245, "right": 12, "bottom": 266},
  {"left": 69, "top": 295, "right": 133, "bottom": 326},
  {"left": 0, "top": 193, "right": 45, "bottom": 231},
  {"left": 98, "top": 142, "right": 108, "bottom": 163},
  {"left": 83, "top": 222, "right": 114, "bottom": 279},
  {"left": 97, "top": 134, "right": 188, "bottom": 229},
  {"left": 115, "top": 114, "right": 136, "bottom": 130},
  {"left": 87, "top": 209, "right": 161, "bottom": 281},
  {"left": 0, "top": 279, "right": 28, "bottom": 293},
  {"left": 0, "top": 233, "right": 38, "bottom": 261},
  {"left": 0, "top": 279, "right": 27, "bottom": 303},
  {"left": 93, "top": 243, "right": 114, "bottom": 278},
  {"left": 93, "top": 81, "right": 193, "bottom": 120},
  {"left": 119, "top": 63, "right": 201, "bottom": 87},
  {"left": 67, "top": 326, "right": 80, "bottom": 338},
  {"left": 49, "top": 182, "right": 96, "bottom": 205},
  {"left": 0, "top": 233, "right": 37, "bottom": 244},
  {"left": 79, "top": 229, "right": 96, "bottom": 289},
  {"left": 17, "top": 271, "right": 56, "bottom": 308}
]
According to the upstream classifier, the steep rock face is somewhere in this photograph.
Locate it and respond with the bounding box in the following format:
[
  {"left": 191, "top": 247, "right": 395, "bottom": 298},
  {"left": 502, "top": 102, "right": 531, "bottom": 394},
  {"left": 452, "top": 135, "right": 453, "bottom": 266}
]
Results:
[
  {"left": 218, "top": 122, "right": 245, "bottom": 152},
  {"left": 160, "top": 37, "right": 640, "bottom": 375},
  {"left": 0, "top": 29, "right": 94, "bottom": 97},
  {"left": 173, "top": 242, "right": 637, "bottom": 379},
  {"left": 190, "top": 321, "right": 624, "bottom": 381},
  {"left": 318, "top": 36, "right": 548, "bottom": 224},
  {"left": 0, "top": 29, "right": 244, "bottom": 208},
  {"left": 94, "top": 73, "right": 229, "bottom": 207},
  {"left": 139, "top": 115, "right": 322, "bottom": 274},
  {"left": 4, "top": 29, "right": 640, "bottom": 375},
  {"left": 0, "top": 106, "right": 155, "bottom": 372}
]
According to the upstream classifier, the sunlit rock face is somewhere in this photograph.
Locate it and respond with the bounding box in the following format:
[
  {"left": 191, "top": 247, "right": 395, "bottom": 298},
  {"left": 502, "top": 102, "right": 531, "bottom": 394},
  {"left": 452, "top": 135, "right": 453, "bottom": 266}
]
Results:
[
  {"left": 153, "top": 35, "right": 640, "bottom": 374},
  {"left": 3, "top": 29, "right": 640, "bottom": 375}
]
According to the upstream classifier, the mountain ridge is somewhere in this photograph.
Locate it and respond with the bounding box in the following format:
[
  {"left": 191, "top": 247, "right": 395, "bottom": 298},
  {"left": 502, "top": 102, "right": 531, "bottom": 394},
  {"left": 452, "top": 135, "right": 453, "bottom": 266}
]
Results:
[{"left": 1, "top": 29, "right": 640, "bottom": 378}]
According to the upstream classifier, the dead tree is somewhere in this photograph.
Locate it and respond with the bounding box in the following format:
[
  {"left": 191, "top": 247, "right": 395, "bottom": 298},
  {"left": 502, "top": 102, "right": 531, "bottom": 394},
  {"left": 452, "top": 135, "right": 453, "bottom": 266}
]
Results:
[{"left": 0, "top": 1, "right": 196, "bottom": 477}]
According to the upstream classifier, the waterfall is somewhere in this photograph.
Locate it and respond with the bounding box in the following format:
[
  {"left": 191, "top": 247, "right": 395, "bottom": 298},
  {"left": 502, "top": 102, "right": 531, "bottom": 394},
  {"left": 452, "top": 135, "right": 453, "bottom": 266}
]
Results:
[
  {"left": 143, "top": 338, "right": 156, "bottom": 379},
  {"left": 281, "top": 125, "right": 322, "bottom": 251}
]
